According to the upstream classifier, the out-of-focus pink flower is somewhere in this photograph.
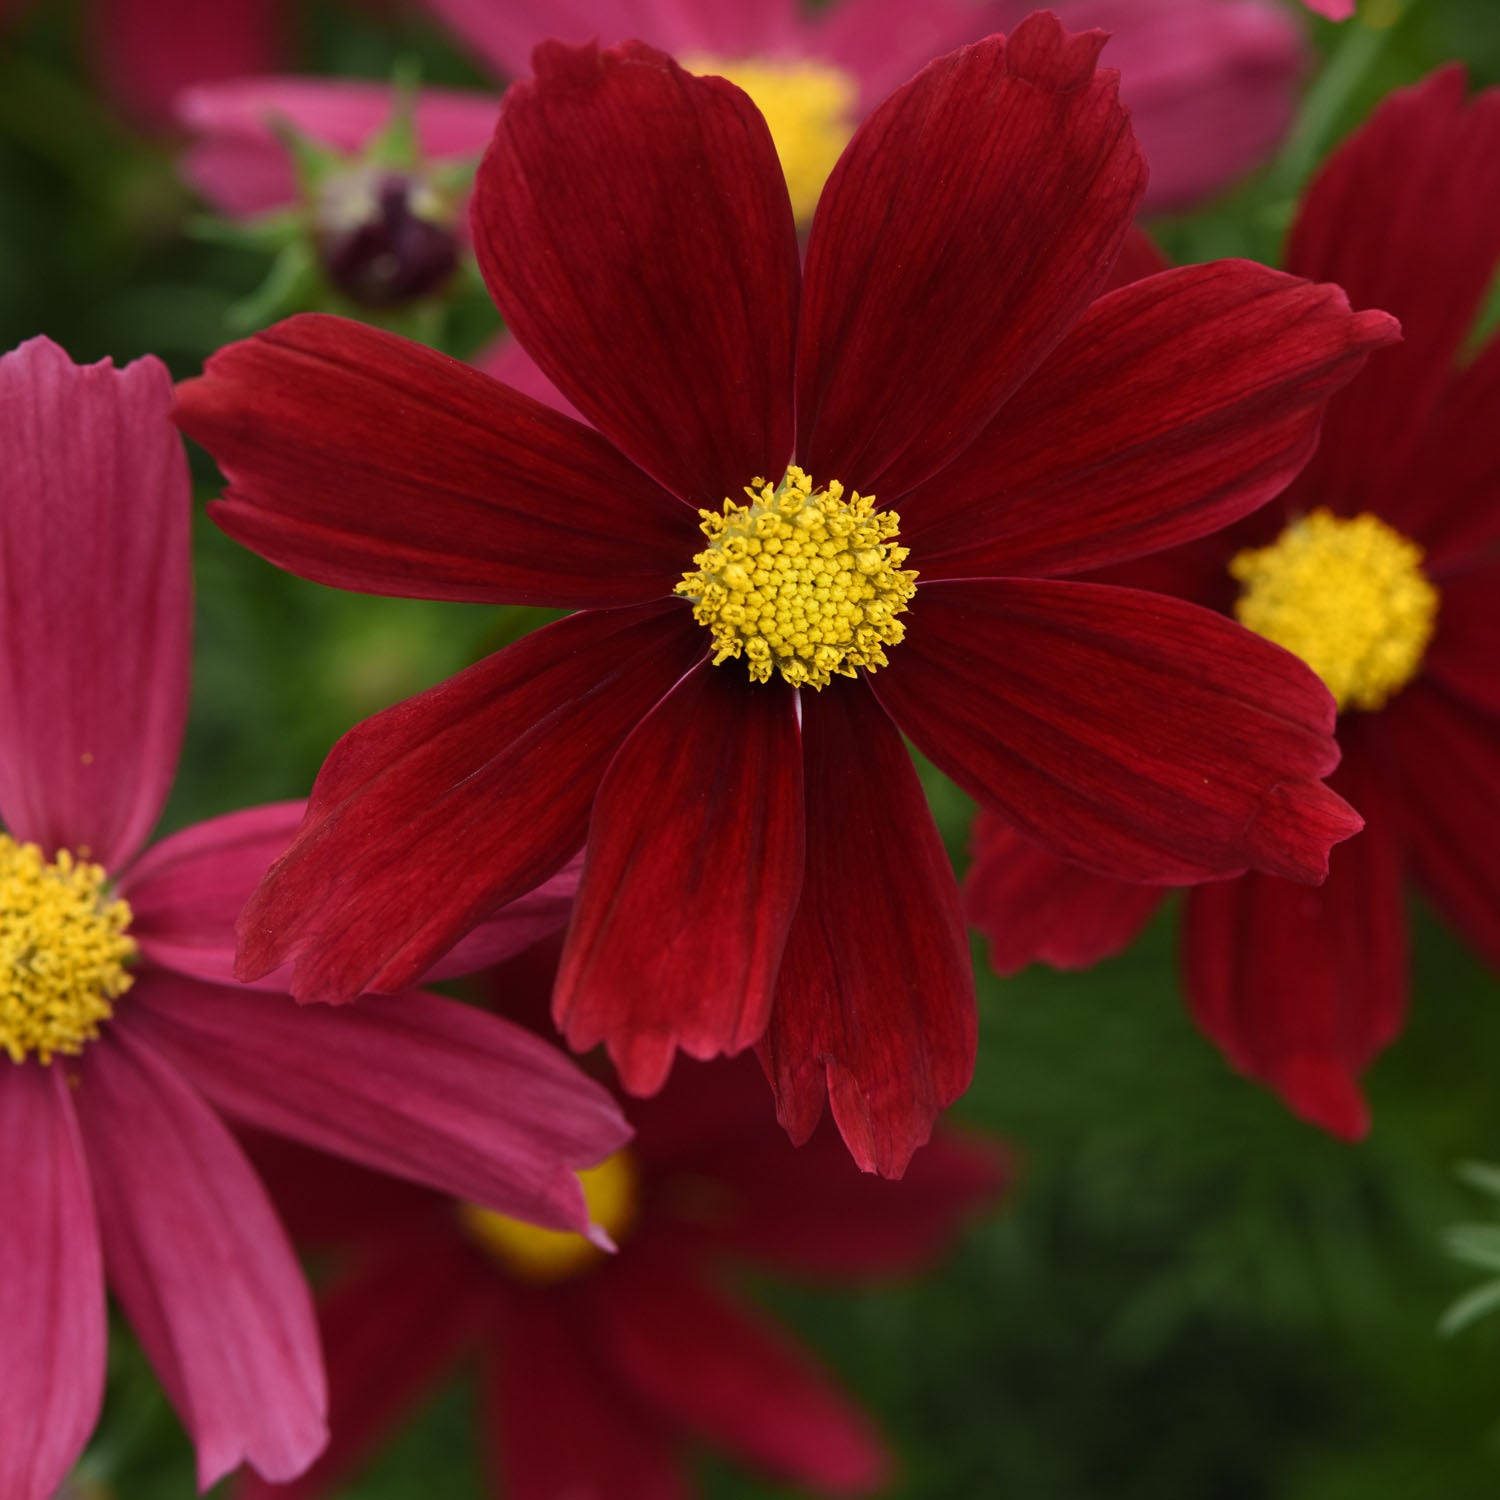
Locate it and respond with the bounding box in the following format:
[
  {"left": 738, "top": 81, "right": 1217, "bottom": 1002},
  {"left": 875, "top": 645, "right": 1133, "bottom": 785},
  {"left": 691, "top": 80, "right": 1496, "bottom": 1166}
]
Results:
[
  {"left": 1302, "top": 0, "right": 1355, "bottom": 18},
  {"left": 0, "top": 337, "right": 626, "bottom": 1499},
  {"left": 181, "top": 0, "right": 1306, "bottom": 222}
]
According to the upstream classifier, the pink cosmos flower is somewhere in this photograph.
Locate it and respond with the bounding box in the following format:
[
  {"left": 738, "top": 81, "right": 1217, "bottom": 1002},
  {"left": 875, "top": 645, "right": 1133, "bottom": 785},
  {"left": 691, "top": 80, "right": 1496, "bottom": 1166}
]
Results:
[
  {"left": 235, "top": 946, "right": 1007, "bottom": 1500},
  {"left": 0, "top": 337, "right": 627, "bottom": 1499},
  {"left": 179, "top": 0, "right": 1305, "bottom": 222}
]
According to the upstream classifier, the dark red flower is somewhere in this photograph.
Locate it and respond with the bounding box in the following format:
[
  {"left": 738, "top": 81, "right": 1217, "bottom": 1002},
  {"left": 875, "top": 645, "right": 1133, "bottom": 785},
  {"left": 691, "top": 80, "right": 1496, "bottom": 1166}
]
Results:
[
  {"left": 966, "top": 67, "right": 1500, "bottom": 1140},
  {"left": 176, "top": 17, "right": 1396, "bottom": 1175},
  {"left": 236, "top": 946, "right": 1009, "bottom": 1500}
]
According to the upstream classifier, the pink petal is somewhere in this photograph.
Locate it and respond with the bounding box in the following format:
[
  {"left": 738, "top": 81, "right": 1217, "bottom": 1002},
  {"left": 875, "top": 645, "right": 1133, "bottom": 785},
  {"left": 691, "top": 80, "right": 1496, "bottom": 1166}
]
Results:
[
  {"left": 873, "top": 579, "right": 1360, "bottom": 884},
  {"left": 795, "top": 16, "right": 1145, "bottom": 503},
  {"left": 963, "top": 812, "right": 1167, "bottom": 975},
  {"left": 474, "top": 39, "right": 798, "bottom": 507},
  {"left": 178, "top": 315, "right": 697, "bottom": 609},
  {"left": 759, "top": 680, "right": 976, "bottom": 1178},
  {"left": 555, "top": 663, "right": 804, "bottom": 1095},
  {"left": 126, "top": 971, "right": 631, "bottom": 1233},
  {"left": 0, "top": 337, "right": 190, "bottom": 869},
  {"left": 0, "top": 1067, "right": 106, "bottom": 1500},
  {"left": 234, "top": 603, "right": 702, "bottom": 1003},
  {"left": 1301, "top": 0, "right": 1354, "bottom": 17},
  {"left": 72, "top": 1025, "right": 325, "bottom": 1489}
]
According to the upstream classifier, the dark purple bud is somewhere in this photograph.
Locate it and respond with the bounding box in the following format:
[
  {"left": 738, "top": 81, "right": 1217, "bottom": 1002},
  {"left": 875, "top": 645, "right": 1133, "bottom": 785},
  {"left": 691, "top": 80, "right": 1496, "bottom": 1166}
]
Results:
[{"left": 315, "top": 168, "right": 459, "bottom": 308}]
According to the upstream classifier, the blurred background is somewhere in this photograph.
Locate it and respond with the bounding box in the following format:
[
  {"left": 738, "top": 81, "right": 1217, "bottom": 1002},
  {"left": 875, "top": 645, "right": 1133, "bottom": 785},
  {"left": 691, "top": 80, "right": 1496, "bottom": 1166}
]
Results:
[{"left": 5, "top": 0, "right": 1500, "bottom": 1495}]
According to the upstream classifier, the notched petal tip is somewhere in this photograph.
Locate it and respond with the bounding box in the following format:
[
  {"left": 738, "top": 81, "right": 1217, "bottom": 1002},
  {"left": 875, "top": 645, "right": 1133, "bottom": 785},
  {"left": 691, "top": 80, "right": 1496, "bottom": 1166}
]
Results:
[
  {"left": 1246, "top": 779, "right": 1365, "bottom": 886},
  {"left": 1004, "top": 11, "right": 1110, "bottom": 92}
]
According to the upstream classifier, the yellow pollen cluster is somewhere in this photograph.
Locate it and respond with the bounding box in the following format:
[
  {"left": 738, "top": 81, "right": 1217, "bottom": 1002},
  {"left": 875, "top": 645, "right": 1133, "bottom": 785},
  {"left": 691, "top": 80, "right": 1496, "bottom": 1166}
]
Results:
[
  {"left": 460, "top": 1150, "right": 638, "bottom": 1285},
  {"left": 1231, "top": 509, "right": 1439, "bottom": 713},
  {"left": 0, "top": 835, "right": 135, "bottom": 1065},
  {"left": 683, "top": 56, "right": 858, "bottom": 223},
  {"left": 677, "top": 466, "right": 918, "bottom": 690}
]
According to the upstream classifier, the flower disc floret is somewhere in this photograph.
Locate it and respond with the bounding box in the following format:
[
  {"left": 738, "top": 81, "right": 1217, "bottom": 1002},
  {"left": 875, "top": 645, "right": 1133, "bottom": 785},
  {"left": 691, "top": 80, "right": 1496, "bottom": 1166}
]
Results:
[
  {"left": 0, "top": 835, "right": 136, "bottom": 1064},
  {"left": 1231, "top": 509, "right": 1439, "bottom": 712},
  {"left": 677, "top": 467, "right": 918, "bottom": 691}
]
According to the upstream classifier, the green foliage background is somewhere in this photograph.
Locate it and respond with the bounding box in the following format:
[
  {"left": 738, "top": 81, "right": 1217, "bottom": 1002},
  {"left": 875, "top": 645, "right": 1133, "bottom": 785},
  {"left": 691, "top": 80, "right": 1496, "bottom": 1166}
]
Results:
[{"left": 4, "top": 0, "right": 1500, "bottom": 1495}]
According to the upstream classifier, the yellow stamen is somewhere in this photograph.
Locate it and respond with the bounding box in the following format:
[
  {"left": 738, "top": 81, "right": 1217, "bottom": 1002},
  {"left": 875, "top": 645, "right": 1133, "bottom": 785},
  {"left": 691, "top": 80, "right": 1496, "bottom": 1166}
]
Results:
[
  {"left": 683, "top": 56, "right": 858, "bottom": 223},
  {"left": 1230, "top": 509, "right": 1439, "bottom": 712},
  {"left": 0, "top": 835, "right": 135, "bottom": 1064},
  {"left": 677, "top": 466, "right": 918, "bottom": 690},
  {"left": 460, "top": 1150, "right": 638, "bottom": 1285}
]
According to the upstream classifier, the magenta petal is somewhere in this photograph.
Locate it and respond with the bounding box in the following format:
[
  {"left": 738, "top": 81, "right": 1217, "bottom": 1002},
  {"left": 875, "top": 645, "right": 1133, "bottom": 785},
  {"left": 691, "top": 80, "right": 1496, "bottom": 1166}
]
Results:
[
  {"left": 72, "top": 1025, "right": 326, "bottom": 1489},
  {"left": 556, "top": 663, "right": 804, "bottom": 1093},
  {"left": 796, "top": 16, "right": 1146, "bottom": 501},
  {"left": 759, "top": 680, "right": 976, "bottom": 1178},
  {"left": 902, "top": 261, "right": 1399, "bottom": 581},
  {"left": 178, "top": 315, "right": 697, "bottom": 609},
  {"left": 0, "top": 1067, "right": 106, "bottom": 1500},
  {"left": 0, "top": 337, "right": 190, "bottom": 869},
  {"left": 963, "top": 812, "right": 1168, "bottom": 976},
  {"left": 236, "top": 603, "right": 702, "bottom": 1003},
  {"left": 874, "top": 580, "right": 1359, "bottom": 884},
  {"left": 474, "top": 39, "right": 798, "bottom": 506},
  {"left": 127, "top": 972, "right": 630, "bottom": 1233}
]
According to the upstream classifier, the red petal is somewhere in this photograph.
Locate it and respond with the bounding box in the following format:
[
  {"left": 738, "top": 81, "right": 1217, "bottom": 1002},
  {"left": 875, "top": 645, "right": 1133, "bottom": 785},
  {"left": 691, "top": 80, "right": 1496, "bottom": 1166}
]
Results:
[
  {"left": 177, "top": 315, "right": 697, "bottom": 609},
  {"left": 759, "top": 681, "right": 976, "bottom": 1177},
  {"left": 1372, "top": 683, "right": 1500, "bottom": 970},
  {"left": 474, "top": 332, "right": 578, "bottom": 419},
  {"left": 127, "top": 972, "right": 630, "bottom": 1234},
  {"left": 873, "top": 580, "right": 1359, "bottom": 883},
  {"left": 1182, "top": 758, "right": 1406, "bottom": 1139},
  {"left": 0, "top": 337, "right": 190, "bottom": 870},
  {"left": 486, "top": 1291, "right": 688, "bottom": 1500},
  {"left": 1285, "top": 67, "right": 1500, "bottom": 528},
  {"left": 588, "top": 1246, "right": 890, "bottom": 1494},
  {"left": 555, "top": 663, "right": 804, "bottom": 1093},
  {"left": 964, "top": 811, "right": 1167, "bottom": 975},
  {"left": 903, "top": 262, "right": 1398, "bottom": 581},
  {"left": 1426, "top": 562, "right": 1500, "bottom": 719},
  {"left": 73, "top": 1026, "right": 326, "bottom": 1489},
  {"left": 1102, "top": 226, "right": 1170, "bottom": 292},
  {"left": 474, "top": 40, "right": 798, "bottom": 506},
  {"left": 0, "top": 1068, "right": 105, "bottom": 1500},
  {"left": 236, "top": 603, "right": 701, "bottom": 1002},
  {"left": 795, "top": 15, "right": 1145, "bottom": 501}
]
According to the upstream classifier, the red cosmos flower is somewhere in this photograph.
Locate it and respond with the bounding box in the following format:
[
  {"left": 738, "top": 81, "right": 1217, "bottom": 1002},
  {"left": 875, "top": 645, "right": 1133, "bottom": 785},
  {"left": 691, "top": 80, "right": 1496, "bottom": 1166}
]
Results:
[
  {"left": 0, "top": 338, "right": 626, "bottom": 1499},
  {"left": 966, "top": 68, "right": 1500, "bottom": 1140},
  {"left": 237, "top": 948, "right": 1007, "bottom": 1500},
  {"left": 176, "top": 16, "right": 1397, "bottom": 1176}
]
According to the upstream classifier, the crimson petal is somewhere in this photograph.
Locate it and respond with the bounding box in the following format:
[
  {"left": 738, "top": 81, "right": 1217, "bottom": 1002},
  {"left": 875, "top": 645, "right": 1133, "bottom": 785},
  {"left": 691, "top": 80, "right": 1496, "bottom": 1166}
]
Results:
[
  {"left": 555, "top": 663, "right": 803, "bottom": 1094},
  {"left": 964, "top": 811, "right": 1167, "bottom": 975},
  {"left": 796, "top": 14, "right": 1145, "bottom": 501},
  {"left": 0, "top": 1067, "right": 105, "bottom": 1500},
  {"left": 127, "top": 972, "right": 630, "bottom": 1233},
  {"left": 903, "top": 261, "right": 1398, "bottom": 581},
  {"left": 759, "top": 680, "right": 975, "bottom": 1178},
  {"left": 177, "top": 315, "right": 696, "bottom": 609},
  {"left": 475, "top": 39, "right": 798, "bottom": 506},
  {"left": 236, "top": 603, "right": 701, "bottom": 1002},
  {"left": 873, "top": 580, "right": 1359, "bottom": 884},
  {"left": 73, "top": 1027, "right": 325, "bottom": 1489}
]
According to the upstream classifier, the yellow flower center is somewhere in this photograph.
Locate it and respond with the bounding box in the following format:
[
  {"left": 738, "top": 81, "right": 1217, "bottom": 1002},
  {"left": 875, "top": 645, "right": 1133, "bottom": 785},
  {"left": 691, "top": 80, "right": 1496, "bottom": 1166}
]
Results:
[
  {"left": 460, "top": 1149, "right": 638, "bottom": 1285},
  {"left": 683, "top": 56, "right": 857, "bottom": 223},
  {"left": 677, "top": 466, "right": 918, "bottom": 690},
  {"left": 0, "top": 835, "right": 135, "bottom": 1065},
  {"left": 1230, "top": 509, "right": 1439, "bottom": 712}
]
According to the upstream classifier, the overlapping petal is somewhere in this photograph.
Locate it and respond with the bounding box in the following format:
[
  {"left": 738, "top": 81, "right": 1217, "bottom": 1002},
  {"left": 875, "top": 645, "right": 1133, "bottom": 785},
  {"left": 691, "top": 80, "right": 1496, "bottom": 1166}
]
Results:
[
  {"left": 555, "top": 662, "right": 804, "bottom": 1094},
  {"left": 903, "top": 262, "right": 1399, "bottom": 581},
  {"left": 475, "top": 39, "right": 799, "bottom": 506},
  {"left": 796, "top": 14, "right": 1146, "bottom": 501},
  {"left": 873, "top": 580, "right": 1359, "bottom": 884},
  {"left": 963, "top": 812, "right": 1167, "bottom": 975},
  {"left": 127, "top": 971, "right": 630, "bottom": 1233},
  {"left": 177, "top": 315, "right": 697, "bottom": 608},
  {"left": 235, "top": 603, "right": 701, "bottom": 1001},
  {"left": 73, "top": 1028, "right": 325, "bottom": 1489},
  {"left": 759, "top": 681, "right": 975, "bottom": 1177},
  {"left": 0, "top": 338, "right": 190, "bottom": 870},
  {"left": 0, "top": 1068, "right": 105, "bottom": 1500}
]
